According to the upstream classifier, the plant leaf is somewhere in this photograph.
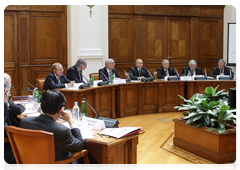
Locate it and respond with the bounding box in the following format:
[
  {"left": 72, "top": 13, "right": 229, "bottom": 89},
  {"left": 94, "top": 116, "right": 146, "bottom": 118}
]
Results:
[
  {"left": 217, "top": 127, "right": 226, "bottom": 134},
  {"left": 219, "top": 123, "right": 225, "bottom": 129},
  {"left": 192, "top": 115, "right": 203, "bottom": 122},
  {"left": 204, "top": 115, "right": 210, "bottom": 125},
  {"left": 193, "top": 122, "right": 203, "bottom": 128},
  {"left": 207, "top": 127, "right": 217, "bottom": 132},
  {"left": 220, "top": 105, "right": 230, "bottom": 113}
]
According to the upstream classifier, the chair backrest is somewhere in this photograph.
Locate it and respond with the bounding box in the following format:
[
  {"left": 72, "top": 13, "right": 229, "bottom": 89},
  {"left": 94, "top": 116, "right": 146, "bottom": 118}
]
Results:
[
  {"left": 36, "top": 78, "right": 45, "bottom": 92},
  {"left": 6, "top": 126, "right": 55, "bottom": 164},
  {"left": 152, "top": 71, "right": 158, "bottom": 79},
  {"left": 89, "top": 73, "right": 99, "bottom": 80}
]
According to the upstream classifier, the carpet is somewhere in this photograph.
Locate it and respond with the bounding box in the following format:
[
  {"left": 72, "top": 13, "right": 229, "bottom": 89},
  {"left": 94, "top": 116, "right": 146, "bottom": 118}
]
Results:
[{"left": 160, "top": 133, "right": 215, "bottom": 164}]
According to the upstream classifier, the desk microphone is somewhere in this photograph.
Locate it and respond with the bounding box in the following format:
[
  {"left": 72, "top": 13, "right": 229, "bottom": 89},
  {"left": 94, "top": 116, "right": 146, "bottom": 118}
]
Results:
[
  {"left": 175, "top": 69, "right": 180, "bottom": 78},
  {"left": 79, "top": 73, "right": 90, "bottom": 89},
  {"left": 146, "top": 68, "right": 154, "bottom": 80},
  {"left": 26, "top": 81, "right": 42, "bottom": 95},
  {"left": 82, "top": 98, "right": 119, "bottom": 128},
  {"left": 26, "top": 87, "right": 34, "bottom": 93},
  {"left": 98, "top": 70, "right": 110, "bottom": 86},
  {"left": 123, "top": 69, "right": 131, "bottom": 83}
]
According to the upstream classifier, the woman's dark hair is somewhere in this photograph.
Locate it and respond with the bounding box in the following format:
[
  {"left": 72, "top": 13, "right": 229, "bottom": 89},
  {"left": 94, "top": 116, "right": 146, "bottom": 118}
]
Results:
[{"left": 41, "top": 89, "right": 66, "bottom": 115}]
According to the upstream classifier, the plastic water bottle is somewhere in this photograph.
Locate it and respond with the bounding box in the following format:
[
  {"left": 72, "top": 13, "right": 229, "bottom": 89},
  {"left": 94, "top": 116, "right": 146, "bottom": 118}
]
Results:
[
  {"left": 110, "top": 72, "right": 114, "bottom": 84},
  {"left": 80, "top": 100, "right": 87, "bottom": 120},
  {"left": 90, "top": 75, "right": 94, "bottom": 87},
  {"left": 73, "top": 102, "right": 80, "bottom": 125},
  {"left": 33, "top": 88, "right": 40, "bottom": 103},
  {"left": 113, "top": 73, "right": 116, "bottom": 80},
  {"left": 187, "top": 70, "right": 191, "bottom": 77}
]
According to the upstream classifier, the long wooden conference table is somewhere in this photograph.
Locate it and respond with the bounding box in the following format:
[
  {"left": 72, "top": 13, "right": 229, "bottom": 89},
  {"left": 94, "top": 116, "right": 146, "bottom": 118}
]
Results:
[{"left": 58, "top": 79, "right": 236, "bottom": 119}]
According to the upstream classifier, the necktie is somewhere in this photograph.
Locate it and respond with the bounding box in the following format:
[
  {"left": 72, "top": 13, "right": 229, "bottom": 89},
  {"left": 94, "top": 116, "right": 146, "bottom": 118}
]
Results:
[
  {"left": 58, "top": 77, "right": 61, "bottom": 84},
  {"left": 165, "top": 69, "right": 167, "bottom": 76},
  {"left": 220, "top": 70, "right": 223, "bottom": 74},
  {"left": 138, "top": 70, "right": 141, "bottom": 76},
  {"left": 79, "top": 70, "right": 82, "bottom": 81}
]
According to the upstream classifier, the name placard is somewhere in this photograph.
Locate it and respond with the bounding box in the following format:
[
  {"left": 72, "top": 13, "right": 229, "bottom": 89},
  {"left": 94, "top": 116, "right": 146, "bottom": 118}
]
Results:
[
  {"left": 81, "top": 117, "right": 106, "bottom": 130},
  {"left": 33, "top": 101, "right": 40, "bottom": 111}
]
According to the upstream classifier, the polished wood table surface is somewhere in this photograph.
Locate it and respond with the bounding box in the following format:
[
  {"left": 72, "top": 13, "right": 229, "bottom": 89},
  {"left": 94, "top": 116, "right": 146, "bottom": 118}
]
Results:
[{"left": 57, "top": 79, "right": 236, "bottom": 118}]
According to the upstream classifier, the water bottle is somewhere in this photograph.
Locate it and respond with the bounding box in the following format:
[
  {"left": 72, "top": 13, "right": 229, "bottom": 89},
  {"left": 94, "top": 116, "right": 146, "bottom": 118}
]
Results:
[
  {"left": 80, "top": 100, "right": 87, "bottom": 119},
  {"left": 33, "top": 88, "right": 40, "bottom": 103},
  {"left": 73, "top": 102, "right": 80, "bottom": 125},
  {"left": 110, "top": 72, "right": 114, "bottom": 84},
  {"left": 90, "top": 75, "right": 94, "bottom": 86},
  {"left": 113, "top": 73, "right": 116, "bottom": 80},
  {"left": 184, "top": 69, "right": 187, "bottom": 76},
  {"left": 187, "top": 70, "right": 191, "bottom": 77}
]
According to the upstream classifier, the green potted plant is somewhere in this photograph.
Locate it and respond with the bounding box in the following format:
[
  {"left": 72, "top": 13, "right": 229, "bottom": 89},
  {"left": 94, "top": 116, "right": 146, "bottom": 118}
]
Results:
[
  {"left": 173, "top": 85, "right": 236, "bottom": 163},
  {"left": 174, "top": 85, "right": 236, "bottom": 134}
]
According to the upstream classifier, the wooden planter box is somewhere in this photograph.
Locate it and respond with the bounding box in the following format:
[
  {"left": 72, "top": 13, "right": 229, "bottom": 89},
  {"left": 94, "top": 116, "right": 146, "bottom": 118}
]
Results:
[{"left": 173, "top": 118, "right": 236, "bottom": 163}]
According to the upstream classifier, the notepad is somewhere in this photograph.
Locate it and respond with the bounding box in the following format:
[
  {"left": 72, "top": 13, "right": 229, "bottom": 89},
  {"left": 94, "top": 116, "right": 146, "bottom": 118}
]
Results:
[{"left": 100, "top": 127, "right": 142, "bottom": 139}]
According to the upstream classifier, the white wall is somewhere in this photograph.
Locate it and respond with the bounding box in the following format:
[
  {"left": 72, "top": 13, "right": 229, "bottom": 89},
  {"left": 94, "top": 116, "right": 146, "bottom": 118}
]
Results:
[
  {"left": 223, "top": 5, "right": 236, "bottom": 71},
  {"left": 67, "top": 5, "right": 108, "bottom": 80}
]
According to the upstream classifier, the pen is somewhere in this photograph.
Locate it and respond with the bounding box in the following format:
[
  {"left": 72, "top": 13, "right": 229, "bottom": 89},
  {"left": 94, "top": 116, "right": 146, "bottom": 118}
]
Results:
[{"left": 97, "top": 133, "right": 103, "bottom": 137}]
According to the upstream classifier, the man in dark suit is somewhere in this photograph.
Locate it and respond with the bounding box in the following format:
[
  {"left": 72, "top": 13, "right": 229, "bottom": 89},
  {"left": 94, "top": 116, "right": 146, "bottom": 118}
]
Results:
[
  {"left": 157, "top": 59, "right": 176, "bottom": 79},
  {"left": 4, "top": 73, "right": 26, "bottom": 126},
  {"left": 43, "top": 63, "right": 75, "bottom": 90},
  {"left": 181, "top": 60, "right": 203, "bottom": 76},
  {"left": 67, "top": 58, "right": 87, "bottom": 83},
  {"left": 4, "top": 80, "right": 17, "bottom": 164},
  {"left": 209, "top": 59, "right": 234, "bottom": 78},
  {"left": 99, "top": 59, "right": 122, "bottom": 81},
  {"left": 129, "top": 59, "right": 152, "bottom": 80},
  {"left": 20, "top": 89, "right": 88, "bottom": 163}
]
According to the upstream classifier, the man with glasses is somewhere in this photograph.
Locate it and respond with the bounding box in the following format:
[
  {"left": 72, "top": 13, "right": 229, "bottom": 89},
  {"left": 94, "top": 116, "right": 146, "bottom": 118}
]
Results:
[
  {"left": 43, "top": 63, "right": 75, "bottom": 90},
  {"left": 67, "top": 58, "right": 87, "bottom": 83},
  {"left": 209, "top": 59, "right": 234, "bottom": 78},
  {"left": 181, "top": 60, "right": 203, "bottom": 76},
  {"left": 157, "top": 59, "right": 176, "bottom": 79},
  {"left": 99, "top": 59, "right": 122, "bottom": 81}
]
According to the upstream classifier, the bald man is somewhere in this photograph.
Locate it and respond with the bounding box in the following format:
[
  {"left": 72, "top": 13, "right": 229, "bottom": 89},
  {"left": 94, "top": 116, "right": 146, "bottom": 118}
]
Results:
[{"left": 129, "top": 59, "right": 152, "bottom": 80}]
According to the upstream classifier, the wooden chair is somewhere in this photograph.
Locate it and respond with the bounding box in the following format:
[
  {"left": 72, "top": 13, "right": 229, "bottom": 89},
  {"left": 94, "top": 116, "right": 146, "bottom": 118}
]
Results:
[
  {"left": 36, "top": 78, "right": 45, "bottom": 93},
  {"left": 6, "top": 126, "right": 90, "bottom": 164},
  {"left": 89, "top": 73, "right": 99, "bottom": 80},
  {"left": 152, "top": 71, "right": 158, "bottom": 79}
]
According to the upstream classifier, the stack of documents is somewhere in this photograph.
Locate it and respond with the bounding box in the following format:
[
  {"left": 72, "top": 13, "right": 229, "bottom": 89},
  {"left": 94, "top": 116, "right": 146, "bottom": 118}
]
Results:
[{"left": 100, "top": 127, "right": 142, "bottom": 139}]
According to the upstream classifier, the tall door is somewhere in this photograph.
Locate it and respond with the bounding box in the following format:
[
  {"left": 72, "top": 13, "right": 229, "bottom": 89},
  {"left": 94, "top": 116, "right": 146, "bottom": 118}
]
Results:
[
  {"left": 4, "top": 11, "right": 18, "bottom": 96},
  {"left": 4, "top": 5, "right": 67, "bottom": 96},
  {"left": 167, "top": 17, "right": 191, "bottom": 73}
]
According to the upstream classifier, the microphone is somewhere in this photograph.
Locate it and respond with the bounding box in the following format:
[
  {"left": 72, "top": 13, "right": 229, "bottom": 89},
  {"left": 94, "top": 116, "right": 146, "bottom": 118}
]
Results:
[
  {"left": 79, "top": 73, "right": 91, "bottom": 89},
  {"left": 229, "top": 68, "right": 232, "bottom": 79},
  {"left": 26, "top": 87, "right": 34, "bottom": 93},
  {"left": 123, "top": 69, "right": 131, "bottom": 80},
  {"left": 99, "top": 70, "right": 109, "bottom": 83},
  {"left": 26, "top": 81, "right": 42, "bottom": 95},
  {"left": 175, "top": 69, "right": 180, "bottom": 78},
  {"left": 146, "top": 68, "right": 154, "bottom": 80},
  {"left": 98, "top": 70, "right": 110, "bottom": 86},
  {"left": 82, "top": 98, "right": 119, "bottom": 128},
  {"left": 204, "top": 68, "right": 207, "bottom": 78}
]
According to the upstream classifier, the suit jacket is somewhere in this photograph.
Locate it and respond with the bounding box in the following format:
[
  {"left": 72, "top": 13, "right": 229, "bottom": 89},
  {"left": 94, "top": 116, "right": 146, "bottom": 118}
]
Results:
[
  {"left": 181, "top": 66, "right": 203, "bottom": 76},
  {"left": 4, "top": 102, "right": 16, "bottom": 164},
  {"left": 209, "top": 66, "right": 234, "bottom": 78},
  {"left": 66, "top": 66, "right": 84, "bottom": 83},
  {"left": 20, "top": 114, "right": 85, "bottom": 162},
  {"left": 7, "top": 99, "right": 25, "bottom": 127},
  {"left": 157, "top": 67, "right": 176, "bottom": 79},
  {"left": 98, "top": 67, "right": 122, "bottom": 81},
  {"left": 129, "top": 66, "right": 152, "bottom": 80},
  {"left": 43, "top": 72, "right": 71, "bottom": 90}
]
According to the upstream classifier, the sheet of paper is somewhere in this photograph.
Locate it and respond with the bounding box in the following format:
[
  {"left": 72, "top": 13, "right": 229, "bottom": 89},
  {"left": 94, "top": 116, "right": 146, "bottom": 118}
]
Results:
[
  {"left": 101, "top": 127, "right": 141, "bottom": 138},
  {"left": 26, "top": 113, "right": 41, "bottom": 117}
]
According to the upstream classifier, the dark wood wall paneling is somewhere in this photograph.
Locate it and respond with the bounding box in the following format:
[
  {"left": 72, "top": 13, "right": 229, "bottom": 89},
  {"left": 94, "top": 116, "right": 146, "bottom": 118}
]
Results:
[
  {"left": 108, "top": 5, "right": 225, "bottom": 78},
  {"left": 4, "top": 5, "right": 67, "bottom": 95}
]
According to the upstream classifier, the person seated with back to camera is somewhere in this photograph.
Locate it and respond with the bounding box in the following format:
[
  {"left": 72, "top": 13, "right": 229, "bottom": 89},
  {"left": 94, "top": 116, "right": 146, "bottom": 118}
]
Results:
[
  {"left": 20, "top": 89, "right": 97, "bottom": 164},
  {"left": 43, "top": 63, "right": 75, "bottom": 90},
  {"left": 129, "top": 59, "right": 152, "bottom": 80},
  {"left": 181, "top": 60, "right": 203, "bottom": 76},
  {"left": 98, "top": 58, "right": 122, "bottom": 81},
  {"left": 157, "top": 59, "right": 176, "bottom": 79},
  {"left": 4, "top": 80, "right": 18, "bottom": 164},
  {"left": 66, "top": 58, "right": 88, "bottom": 83}
]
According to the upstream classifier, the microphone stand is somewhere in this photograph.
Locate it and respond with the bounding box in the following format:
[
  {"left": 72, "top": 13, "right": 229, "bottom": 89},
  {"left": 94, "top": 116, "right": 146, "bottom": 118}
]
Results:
[
  {"left": 98, "top": 70, "right": 110, "bottom": 86},
  {"left": 123, "top": 69, "right": 131, "bottom": 83},
  {"left": 79, "top": 73, "right": 91, "bottom": 89}
]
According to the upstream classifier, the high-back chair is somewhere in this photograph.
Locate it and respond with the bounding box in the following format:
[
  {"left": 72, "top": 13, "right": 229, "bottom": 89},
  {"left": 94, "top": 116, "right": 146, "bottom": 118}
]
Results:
[
  {"left": 89, "top": 73, "right": 99, "bottom": 80},
  {"left": 36, "top": 78, "right": 45, "bottom": 93},
  {"left": 6, "top": 126, "right": 90, "bottom": 164},
  {"left": 152, "top": 71, "right": 158, "bottom": 79}
]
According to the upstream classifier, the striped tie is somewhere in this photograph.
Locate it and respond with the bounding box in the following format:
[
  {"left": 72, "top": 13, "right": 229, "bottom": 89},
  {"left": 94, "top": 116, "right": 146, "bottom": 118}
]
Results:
[{"left": 58, "top": 77, "right": 61, "bottom": 84}]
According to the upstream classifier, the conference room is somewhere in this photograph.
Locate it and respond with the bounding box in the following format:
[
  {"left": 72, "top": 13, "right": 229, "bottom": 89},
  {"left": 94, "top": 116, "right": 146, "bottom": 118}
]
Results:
[{"left": 4, "top": 5, "right": 237, "bottom": 168}]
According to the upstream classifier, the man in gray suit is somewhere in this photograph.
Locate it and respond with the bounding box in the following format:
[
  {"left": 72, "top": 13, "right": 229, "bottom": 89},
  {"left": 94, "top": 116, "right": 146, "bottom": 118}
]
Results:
[{"left": 20, "top": 89, "right": 86, "bottom": 163}]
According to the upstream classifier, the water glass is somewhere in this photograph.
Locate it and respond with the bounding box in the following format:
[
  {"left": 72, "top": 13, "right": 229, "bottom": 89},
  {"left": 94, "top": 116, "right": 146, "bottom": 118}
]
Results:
[{"left": 28, "top": 95, "right": 34, "bottom": 104}]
